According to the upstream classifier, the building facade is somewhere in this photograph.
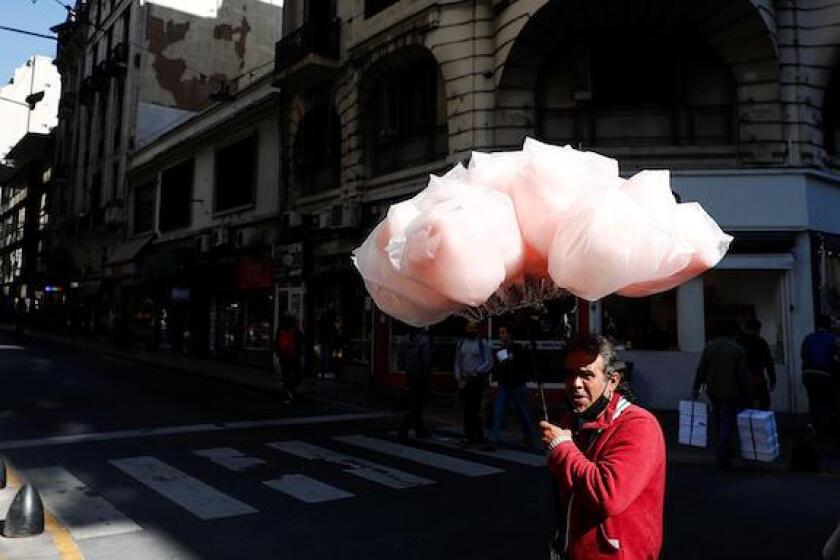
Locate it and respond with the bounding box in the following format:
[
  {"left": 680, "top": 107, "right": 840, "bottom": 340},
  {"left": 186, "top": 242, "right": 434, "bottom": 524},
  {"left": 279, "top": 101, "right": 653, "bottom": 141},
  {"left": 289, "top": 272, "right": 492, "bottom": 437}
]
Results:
[
  {"left": 271, "top": 0, "right": 840, "bottom": 410},
  {"left": 0, "top": 55, "right": 60, "bottom": 162},
  {"left": 0, "top": 134, "right": 53, "bottom": 323},
  {"left": 47, "top": 0, "right": 283, "bottom": 336},
  {"left": 125, "top": 74, "right": 281, "bottom": 365}
]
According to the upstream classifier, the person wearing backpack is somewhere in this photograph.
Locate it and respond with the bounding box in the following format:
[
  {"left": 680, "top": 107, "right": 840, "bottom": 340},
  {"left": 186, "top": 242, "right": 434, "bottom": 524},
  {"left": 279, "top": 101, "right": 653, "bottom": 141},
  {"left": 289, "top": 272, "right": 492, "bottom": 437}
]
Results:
[
  {"left": 275, "top": 314, "right": 305, "bottom": 403},
  {"left": 454, "top": 321, "right": 493, "bottom": 446}
]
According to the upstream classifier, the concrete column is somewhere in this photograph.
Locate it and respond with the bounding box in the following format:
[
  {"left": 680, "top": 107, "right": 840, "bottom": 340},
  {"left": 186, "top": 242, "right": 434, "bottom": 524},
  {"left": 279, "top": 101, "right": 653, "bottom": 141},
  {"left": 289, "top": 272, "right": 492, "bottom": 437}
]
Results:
[
  {"left": 589, "top": 300, "right": 602, "bottom": 335},
  {"left": 677, "top": 276, "right": 705, "bottom": 352}
]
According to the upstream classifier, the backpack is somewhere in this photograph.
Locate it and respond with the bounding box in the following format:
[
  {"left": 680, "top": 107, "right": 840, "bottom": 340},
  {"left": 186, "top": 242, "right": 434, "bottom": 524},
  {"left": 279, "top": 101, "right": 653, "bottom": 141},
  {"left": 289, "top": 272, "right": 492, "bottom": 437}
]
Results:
[{"left": 277, "top": 329, "right": 298, "bottom": 362}]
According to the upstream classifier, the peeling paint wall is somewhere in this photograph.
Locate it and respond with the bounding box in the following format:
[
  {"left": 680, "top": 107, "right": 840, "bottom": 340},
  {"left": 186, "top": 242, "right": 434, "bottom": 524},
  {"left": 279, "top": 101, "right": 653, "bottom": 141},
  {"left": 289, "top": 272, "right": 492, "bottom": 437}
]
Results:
[{"left": 139, "top": 0, "right": 283, "bottom": 111}]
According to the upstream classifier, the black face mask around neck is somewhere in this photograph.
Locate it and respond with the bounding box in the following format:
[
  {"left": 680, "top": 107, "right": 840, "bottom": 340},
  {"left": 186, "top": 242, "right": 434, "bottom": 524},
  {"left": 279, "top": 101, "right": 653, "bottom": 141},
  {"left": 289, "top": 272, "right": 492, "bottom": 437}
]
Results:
[{"left": 574, "top": 386, "right": 612, "bottom": 424}]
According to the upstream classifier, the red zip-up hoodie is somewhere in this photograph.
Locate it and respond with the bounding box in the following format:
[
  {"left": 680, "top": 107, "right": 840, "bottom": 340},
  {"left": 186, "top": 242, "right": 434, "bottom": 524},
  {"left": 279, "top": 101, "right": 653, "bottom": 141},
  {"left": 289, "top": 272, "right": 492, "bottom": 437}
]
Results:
[{"left": 548, "top": 393, "right": 666, "bottom": 560}]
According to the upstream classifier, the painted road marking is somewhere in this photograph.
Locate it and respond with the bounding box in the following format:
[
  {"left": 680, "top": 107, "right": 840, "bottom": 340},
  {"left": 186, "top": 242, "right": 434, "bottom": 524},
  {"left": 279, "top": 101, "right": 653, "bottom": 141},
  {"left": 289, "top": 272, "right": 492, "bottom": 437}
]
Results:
[
  {"left": 0, "top": 412, "right": 391, "bottom": 450},
  {"left": 192, "top": 447, "right": 267, "bottom": 472},
  {"left": 264, "top": 475, "right": 354, "bottom": 503},
  {"left": 268, "top": 441, "right": 434, "bottom": 490},
  {"left": 110, "top": 457, "right": 257, "bottom": 520},
  {"left": 24, "top": 466, "right": 142, "bottom": 541},
  {"left": 335, "top": 435, "right": 504, "bottom": 477},
  {"left": 404, "top": 434, "right": 546, "bottom": 467}
]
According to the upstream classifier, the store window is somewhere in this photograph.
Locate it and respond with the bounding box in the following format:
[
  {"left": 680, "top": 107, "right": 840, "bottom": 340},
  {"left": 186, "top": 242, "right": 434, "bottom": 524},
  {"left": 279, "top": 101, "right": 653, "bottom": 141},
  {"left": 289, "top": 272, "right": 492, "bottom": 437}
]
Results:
[
  {"left": 244, "top": 294, "right": 272, "bottom": 350},
  {"left": 215, "top": 134, "right": 257, "bottom": 212},
  {"left": 602, "top": 291, "right": 678, "bottom": 351},
  {"left": 704, "top": 270, "right": 786, "bottom": 363},
  {"left": 158, "top": 158, "right": 193, "bottom": 232},
  {"left": 133, "top": 181, "right": 155, "bottom": 234}
]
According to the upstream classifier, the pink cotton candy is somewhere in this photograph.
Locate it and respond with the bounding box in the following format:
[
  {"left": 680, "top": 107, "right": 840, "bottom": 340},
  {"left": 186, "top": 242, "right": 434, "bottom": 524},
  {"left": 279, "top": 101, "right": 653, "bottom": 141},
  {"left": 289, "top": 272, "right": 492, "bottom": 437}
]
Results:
[
  {"left": 352, "top": 220, "right": 458, "bottom": 326},
  {"left": 513, "top": 138, "right": 623, "bottom": 257},
  {"left": 546, "top": 184, "right": 693, "bottom": 302},
  {"left": 618, "top": 202, "right": 732, "bottom": 297},
  {"left": 353, "top": 138, "right": 731, "bottom": 325},
  {"left": 468, "top": 150, "right": 528, "bottom": 196},
  {"left": 390, "top": 178, "right": 525, "bottom": 306}
]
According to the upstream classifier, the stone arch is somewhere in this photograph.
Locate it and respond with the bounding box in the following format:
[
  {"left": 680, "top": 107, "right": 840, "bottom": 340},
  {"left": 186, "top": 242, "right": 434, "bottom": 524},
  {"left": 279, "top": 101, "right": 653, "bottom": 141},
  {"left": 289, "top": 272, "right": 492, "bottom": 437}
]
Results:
[{"left": 494, "top": 0, "right": 780, "bottom": 162}]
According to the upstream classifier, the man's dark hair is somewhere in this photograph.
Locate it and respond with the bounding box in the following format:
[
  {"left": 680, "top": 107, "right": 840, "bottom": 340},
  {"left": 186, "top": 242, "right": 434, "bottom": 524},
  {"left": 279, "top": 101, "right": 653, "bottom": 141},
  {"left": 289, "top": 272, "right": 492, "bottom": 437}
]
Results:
[
  {"left": 564, "top": 334, "right": 619, "bottom": 376},
  {"left": 816, "top": 315, "right": 832, "bottom": 330},
  {"left": 745, "top": 318, "right": 761, "bottom": 333}
]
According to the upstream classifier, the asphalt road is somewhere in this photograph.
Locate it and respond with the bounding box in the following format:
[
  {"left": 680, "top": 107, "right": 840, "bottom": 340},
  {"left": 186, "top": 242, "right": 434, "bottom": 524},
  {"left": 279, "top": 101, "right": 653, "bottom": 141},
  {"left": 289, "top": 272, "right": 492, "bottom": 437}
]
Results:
[{"left": 0, "top": 333, "right": 836, "bottom": 559}]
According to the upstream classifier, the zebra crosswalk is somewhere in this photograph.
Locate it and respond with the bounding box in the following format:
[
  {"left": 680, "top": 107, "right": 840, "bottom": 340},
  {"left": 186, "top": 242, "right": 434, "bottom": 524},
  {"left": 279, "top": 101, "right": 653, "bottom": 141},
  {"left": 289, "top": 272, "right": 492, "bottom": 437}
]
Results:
[{"left": 15, "top": 431, "right": 545, "bottom": 547}]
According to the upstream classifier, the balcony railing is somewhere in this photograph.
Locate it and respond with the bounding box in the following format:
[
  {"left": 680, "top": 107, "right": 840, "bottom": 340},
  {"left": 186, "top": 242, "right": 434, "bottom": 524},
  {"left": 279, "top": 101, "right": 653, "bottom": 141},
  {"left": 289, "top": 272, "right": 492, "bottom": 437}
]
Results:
[{"left": 274, "top": 18, "right": 340, "bottom": 75}]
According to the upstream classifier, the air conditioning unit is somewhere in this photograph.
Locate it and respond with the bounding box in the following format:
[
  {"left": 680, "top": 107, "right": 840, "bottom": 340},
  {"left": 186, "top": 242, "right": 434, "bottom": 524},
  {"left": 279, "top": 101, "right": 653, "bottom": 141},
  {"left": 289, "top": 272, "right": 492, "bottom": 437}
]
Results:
[
  {"left": 316, "top": 210, "right": 331, "bottom": 229},
  {"left": 234, "top": 227, "right": 262, "bottom": 249},
  {"left": 330, "top": 201, "right": 362, "bottom": 229},
  {"left": 212, "top": 225, "right": 230, "bottom": 247},
  {"left": 281, "top": 210, "right": 303, "bottom": 229},
  {"left": 196, "top": 233, "right": 213, "bottom": 253}
]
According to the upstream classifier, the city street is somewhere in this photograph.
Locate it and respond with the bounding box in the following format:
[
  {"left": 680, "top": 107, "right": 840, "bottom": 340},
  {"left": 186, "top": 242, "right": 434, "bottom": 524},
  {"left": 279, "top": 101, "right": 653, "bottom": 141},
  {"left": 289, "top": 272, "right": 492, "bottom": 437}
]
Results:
[{"left": 0, "top": 333, "right": 835, "bottom": 559}]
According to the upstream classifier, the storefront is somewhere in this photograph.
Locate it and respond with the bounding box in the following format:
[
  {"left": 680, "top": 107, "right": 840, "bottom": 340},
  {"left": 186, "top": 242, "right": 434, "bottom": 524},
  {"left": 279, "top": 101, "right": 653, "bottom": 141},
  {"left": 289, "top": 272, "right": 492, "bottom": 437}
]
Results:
[{"left": 597, "top": 170, "right": 840, "bottom": 413}]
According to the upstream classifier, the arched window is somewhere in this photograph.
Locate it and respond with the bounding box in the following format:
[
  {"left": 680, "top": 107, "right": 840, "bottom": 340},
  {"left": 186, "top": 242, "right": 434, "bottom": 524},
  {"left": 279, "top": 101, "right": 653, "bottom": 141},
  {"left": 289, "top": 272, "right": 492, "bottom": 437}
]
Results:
[
  {"left": 537, "top": 35, "right": 735, "bottom": 148},
  {"left": 293, "top": 105, "right": 341, "bottom": 195},
  {"left": 824, "top": 70, "right": 840, "bottom": 157},
  {"left": 363, "top": 51, "right": 448, "bottom": 176}
]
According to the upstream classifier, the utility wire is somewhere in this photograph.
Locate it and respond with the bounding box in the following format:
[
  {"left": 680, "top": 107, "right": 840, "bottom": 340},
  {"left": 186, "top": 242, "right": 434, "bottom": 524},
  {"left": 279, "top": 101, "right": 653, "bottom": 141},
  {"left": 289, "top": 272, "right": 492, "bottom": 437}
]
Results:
[{"left": 0, "top": 25, "right": 57, "bottom": 40}]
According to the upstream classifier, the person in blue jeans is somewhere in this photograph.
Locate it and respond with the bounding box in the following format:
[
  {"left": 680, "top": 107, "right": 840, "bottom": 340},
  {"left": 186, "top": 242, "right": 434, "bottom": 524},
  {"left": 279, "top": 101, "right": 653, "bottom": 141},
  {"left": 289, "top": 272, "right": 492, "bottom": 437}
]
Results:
[{"left": 485, "top": 324, "right": 536, "bottom": 450}]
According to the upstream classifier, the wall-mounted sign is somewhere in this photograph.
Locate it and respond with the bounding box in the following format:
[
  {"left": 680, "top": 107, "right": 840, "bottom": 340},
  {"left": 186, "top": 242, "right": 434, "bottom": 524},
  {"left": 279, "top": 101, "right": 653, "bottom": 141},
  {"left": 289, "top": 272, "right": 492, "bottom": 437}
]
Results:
[{"left": 272, "top": 242, "right": 304, "bottom": 279}]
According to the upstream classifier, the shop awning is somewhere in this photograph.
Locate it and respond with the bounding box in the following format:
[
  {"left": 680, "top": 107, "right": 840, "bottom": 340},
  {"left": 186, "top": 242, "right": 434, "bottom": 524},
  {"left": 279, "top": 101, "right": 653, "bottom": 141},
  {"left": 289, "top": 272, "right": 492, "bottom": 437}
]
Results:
[{"left": 107, "top": 235, "right": 154, "bottom": 266}]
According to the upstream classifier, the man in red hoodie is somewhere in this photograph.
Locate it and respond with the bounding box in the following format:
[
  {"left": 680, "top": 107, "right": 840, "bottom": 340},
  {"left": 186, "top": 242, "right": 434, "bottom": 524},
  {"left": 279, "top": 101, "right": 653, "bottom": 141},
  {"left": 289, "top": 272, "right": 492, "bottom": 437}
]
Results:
[{"left": 540, "top": 335, "right": 666, "bottom": 560}]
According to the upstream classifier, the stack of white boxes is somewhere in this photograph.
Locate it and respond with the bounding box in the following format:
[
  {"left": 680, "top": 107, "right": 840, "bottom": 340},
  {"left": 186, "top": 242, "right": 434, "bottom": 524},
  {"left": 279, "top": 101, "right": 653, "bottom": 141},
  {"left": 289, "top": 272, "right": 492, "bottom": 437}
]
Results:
[
  {"left": 737, "top": 409, "right": 780, "bottom": 462},
  {"left": 678, "top": 400, "right": 707, "bottom": 447}
]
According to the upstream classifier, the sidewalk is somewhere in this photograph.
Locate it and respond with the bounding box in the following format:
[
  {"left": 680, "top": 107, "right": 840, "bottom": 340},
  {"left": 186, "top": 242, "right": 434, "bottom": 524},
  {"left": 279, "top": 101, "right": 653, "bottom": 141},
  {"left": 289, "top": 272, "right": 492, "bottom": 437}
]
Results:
[{"left": 4, "top": 324, "right": 840, "bottom": 474}]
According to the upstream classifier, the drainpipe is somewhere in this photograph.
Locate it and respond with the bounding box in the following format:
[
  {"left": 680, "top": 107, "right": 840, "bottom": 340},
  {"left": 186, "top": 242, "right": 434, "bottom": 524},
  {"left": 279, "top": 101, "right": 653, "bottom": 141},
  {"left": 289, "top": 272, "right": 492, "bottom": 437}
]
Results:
[{"left": 789, "top": 0, "right": 802, "bottom": 167}]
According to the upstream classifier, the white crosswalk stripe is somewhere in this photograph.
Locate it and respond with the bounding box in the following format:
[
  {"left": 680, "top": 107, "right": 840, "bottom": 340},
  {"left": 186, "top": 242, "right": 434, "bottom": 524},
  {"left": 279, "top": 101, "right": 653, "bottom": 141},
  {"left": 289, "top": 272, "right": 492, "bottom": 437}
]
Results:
[
  {"left": 10, "top": 429, "right": 530, "bottom": 540},
  {"left": 110, "top": 456, "right": 258, "bottom": 520},
  {"left": 193, "top": 447, "right": 267, "bottom": 472},
  {"left": 412, "top": 434, "right": 546, "bottom": 467},
  {"left": 267, "top": 440, "right": 435, "bottom": 489},
  {"left": 334, "top": 435, "right": 505, "bottom": 477},
  {"left": 24, "top": 466, "right": 142, "bottom": 540},
  {"left": 264, "top": 475, "right": 354, "bottom": 503}
]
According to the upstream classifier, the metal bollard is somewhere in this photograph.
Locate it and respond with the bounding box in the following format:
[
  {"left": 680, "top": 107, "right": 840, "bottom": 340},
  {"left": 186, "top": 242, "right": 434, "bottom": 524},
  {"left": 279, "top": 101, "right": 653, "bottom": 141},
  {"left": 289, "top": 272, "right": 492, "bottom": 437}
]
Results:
[{"left": 3, "top": 484, "right": 44, "bottom": 537}]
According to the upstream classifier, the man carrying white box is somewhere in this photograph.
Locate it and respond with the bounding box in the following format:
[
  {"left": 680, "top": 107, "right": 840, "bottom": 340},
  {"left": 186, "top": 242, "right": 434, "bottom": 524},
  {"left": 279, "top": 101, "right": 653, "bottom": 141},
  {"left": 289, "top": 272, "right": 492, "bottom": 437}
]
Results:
[{"left": 692, "top": 320, "right": 751, "bottom": 468}]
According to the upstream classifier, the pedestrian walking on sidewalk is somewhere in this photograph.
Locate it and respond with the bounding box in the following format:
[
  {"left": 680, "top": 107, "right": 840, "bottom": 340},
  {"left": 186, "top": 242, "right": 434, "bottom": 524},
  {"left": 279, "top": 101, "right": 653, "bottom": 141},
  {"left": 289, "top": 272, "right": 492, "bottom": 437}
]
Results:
[
  {"left": 275, "top": 314, "right": 305, "bottom": 403},
  {"left": 540, "top": 335, "right": 665, "bottom": 560},
  {"left": 737, "top": 318, "right": 777, "bottom": 410},
  {"left": 485, "top": 324, "right": 535, "bottom": 450},
  {"left": 454, "top": 321, "right": 493, "bottom": 446},
  {"left": 398, "top": 327, "right": 432, "bottom": 443},
  {"left": 800, "top": 315, "right": 840, "bottom": 434},
  {"left": 693, "top": 319, "right": 751, "bottom": 468}
]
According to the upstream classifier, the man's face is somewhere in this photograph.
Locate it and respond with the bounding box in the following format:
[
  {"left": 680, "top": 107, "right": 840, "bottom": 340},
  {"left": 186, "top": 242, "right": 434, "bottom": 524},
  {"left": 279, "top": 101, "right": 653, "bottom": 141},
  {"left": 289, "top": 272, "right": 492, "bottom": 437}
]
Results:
[
  {"left": 498, "top": 326, "right": 511, "bottom": 345},
  {"left": 465, "top": 322, "right": 479, "bottom": 338},
  {"left": 564, "top": 350, "right": 618, "bottom": 413}
]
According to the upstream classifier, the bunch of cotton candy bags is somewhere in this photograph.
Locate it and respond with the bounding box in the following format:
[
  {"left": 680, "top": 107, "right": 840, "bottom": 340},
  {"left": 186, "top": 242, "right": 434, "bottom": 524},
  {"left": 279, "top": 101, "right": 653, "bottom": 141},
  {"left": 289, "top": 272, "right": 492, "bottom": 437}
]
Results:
[{"left": 352, "top": 137, "right": 732, "bottom": 326}]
